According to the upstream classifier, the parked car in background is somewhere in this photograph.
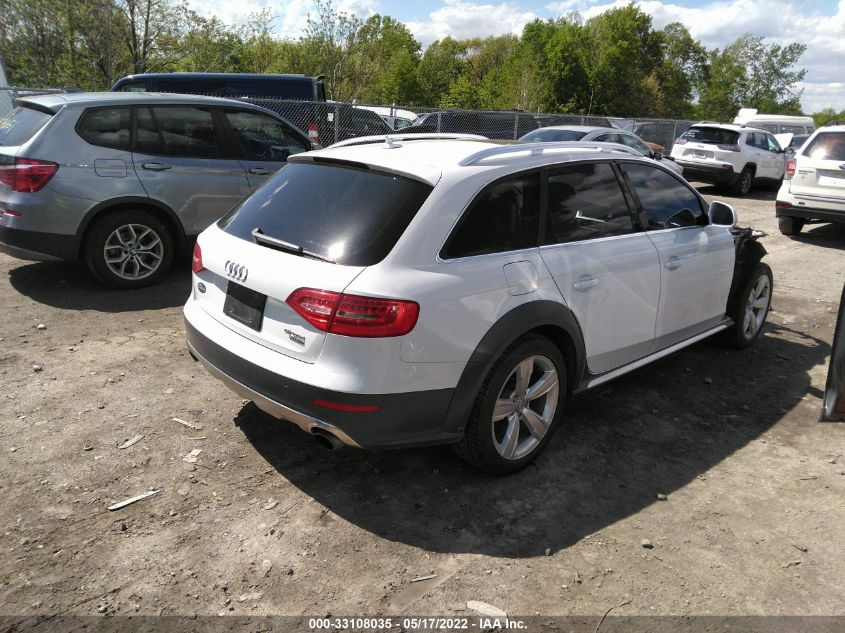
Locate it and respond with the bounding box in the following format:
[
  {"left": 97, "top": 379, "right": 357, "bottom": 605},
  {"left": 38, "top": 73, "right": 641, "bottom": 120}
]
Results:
[
  {"left": 185, "top": 133, "right": 770, "bottom": 474},
  {"left": 328, "top": 104, "right": 393, "bottom": 143},
  {"left": 733, "top": 108, "right": 815, "bottom": 135},
  {"left": 111, "top": 72, "right": 328, "bottom": 144},
  {"left": 520, "top": 126, "right": 683, "bottom": 175},
  {"left": 610, "top": 119, "right": 695, "bottom": 153},
  {"left": 409, "top": 110, "right": 538, "bottom": 139},
  {"left": 787, "top": 133, "right": 811, "bottom": 151},
  {"left": 354, "top": 105, "right": 417, "bottom": 130},
  {"left": 776, "top": 125, "right": 845, "bottom": 235},
  {"left": 0, "top": 92, "right": 313, "bottom": 287},
  {"left": 671, "top": 123, "right": 791, "bottom": 195}
]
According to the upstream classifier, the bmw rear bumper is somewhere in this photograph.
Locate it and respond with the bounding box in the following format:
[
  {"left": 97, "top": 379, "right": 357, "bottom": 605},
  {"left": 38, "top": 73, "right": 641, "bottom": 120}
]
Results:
[{"left": 0, "top": 226, "right": 80, "bottom": 261}]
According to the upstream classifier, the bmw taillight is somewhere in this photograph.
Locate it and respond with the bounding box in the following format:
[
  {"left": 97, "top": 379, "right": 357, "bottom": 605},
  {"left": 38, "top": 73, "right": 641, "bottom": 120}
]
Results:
[
  {"left": 785, "top": 158, "right": 797, "bottom": 179},
  {"left": 0, "top": 158, "right": 59, "bottom": 192},
  {"left": 191, "top": 243, "right": 205, "bottom": 273},
  {"left": 717, "top": 144, "right": 741, "bottom": 152},
  {"left": 287, "top": 288, "right": 419, "bottom": 338}
]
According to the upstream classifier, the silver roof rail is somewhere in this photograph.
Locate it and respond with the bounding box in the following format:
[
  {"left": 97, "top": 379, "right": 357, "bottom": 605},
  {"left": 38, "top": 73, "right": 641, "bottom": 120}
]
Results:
[
  {"left": 328, "top": 133, "right": 487, "bottom": 149},
  {"left": 458, "top": 141, "right": 641, "bottom": 166}
]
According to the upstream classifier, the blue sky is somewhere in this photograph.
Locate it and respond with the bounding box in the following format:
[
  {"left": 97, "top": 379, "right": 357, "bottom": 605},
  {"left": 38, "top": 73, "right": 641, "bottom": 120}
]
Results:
[{"left": 189, "top": 0, "right": 845, "bottom": 112}]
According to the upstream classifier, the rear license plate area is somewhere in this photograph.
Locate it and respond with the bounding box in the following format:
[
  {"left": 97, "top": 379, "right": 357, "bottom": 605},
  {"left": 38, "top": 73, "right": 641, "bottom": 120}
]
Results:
[{"left": 223, "top": 282, "right": 266, "bottom": 331}]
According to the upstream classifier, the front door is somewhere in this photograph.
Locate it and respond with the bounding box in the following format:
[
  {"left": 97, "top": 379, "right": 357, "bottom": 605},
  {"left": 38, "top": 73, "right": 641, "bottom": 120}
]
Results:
[
  {"left": 619, "top": 162, "right": 735, "bottom": 349},
  {"left": 132, "top": 106, "right": 250, "bottom": 235},
  {"left": 539, "top": 161, "right": 661, "bottom": 374}
]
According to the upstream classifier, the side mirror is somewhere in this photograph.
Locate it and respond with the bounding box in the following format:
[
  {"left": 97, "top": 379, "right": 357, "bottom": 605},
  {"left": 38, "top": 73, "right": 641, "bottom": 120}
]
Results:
[
  {"left": 654, "top": 151, "right": 663, "bottom": 160},
  {"left": 709, "top": 200, "right": 737, "bottom": 227},
  {"left": 785, "top": 147, "right": 795, "bottom": 158}
]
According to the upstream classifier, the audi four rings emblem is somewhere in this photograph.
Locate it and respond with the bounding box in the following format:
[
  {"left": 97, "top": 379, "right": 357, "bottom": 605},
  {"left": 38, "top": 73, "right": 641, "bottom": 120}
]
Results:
[{"left": 225, "top": 260, "right": 248, "bottom": 283}]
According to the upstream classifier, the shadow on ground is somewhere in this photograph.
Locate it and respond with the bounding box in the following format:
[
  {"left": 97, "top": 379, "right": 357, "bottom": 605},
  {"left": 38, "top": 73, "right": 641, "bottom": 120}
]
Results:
[
  {"left": 792, "top": 222, "right": 845, "bottom": 250},
  {"left": 7, "top": 259, "right": 191, "bottom": 312},
  {"left": 693, "top": 183, "right": 778, "bottom": 202},
  {"left": 237, "top": 313, "right": 829, "bottom": 558}
]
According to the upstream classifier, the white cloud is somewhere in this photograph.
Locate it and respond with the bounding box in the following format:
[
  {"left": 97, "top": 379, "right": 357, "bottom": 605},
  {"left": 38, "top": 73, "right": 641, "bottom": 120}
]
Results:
[{"left": 405, "top": 0, "right": 538, "bottom": 44}]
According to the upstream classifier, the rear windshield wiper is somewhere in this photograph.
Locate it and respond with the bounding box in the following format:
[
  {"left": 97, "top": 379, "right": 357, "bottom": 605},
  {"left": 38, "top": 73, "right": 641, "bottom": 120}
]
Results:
[{"left": 251, "top": 228, "right": 335, "bottom": 263}]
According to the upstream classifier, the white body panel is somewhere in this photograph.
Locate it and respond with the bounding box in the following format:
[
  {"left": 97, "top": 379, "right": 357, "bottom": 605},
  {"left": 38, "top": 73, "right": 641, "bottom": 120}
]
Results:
[{"left": 540, "top": 234, "right": 661, "bottom": 373}]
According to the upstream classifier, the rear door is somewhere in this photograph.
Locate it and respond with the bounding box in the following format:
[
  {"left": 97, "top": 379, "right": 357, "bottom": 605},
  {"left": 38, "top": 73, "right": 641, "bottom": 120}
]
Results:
[
  {"left": 788, "top": 131, "right": 845, "bottom": 201},
  {"left": 539, "top": 161, "right": 661, "bottom": 373},
  {"left": 132, "top": 106, "right": 249, "bottom": 235},
  {"left": 221, "top": 109, "right": 311, "bottom": 190},
  {"left": 619, "top": 161, "right": 735, "bottom": 349}
]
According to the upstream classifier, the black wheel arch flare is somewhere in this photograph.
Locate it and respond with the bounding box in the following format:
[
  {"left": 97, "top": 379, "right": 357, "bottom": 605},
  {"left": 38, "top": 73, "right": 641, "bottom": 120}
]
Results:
[{"left": 441, "top": 300, "right": 587, "bottom": 434}]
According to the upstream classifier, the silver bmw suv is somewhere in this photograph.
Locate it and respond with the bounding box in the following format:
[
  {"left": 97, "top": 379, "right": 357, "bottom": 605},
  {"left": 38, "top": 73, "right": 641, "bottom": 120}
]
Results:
[{"left": 0, "top": 92, "right": 313, "bottom": 287}]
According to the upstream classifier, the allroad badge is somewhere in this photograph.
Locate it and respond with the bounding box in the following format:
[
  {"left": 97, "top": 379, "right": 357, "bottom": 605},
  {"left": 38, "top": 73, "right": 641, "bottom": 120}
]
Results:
[{"left": 225, "top": 260, "right": 248, "bottom": 283}]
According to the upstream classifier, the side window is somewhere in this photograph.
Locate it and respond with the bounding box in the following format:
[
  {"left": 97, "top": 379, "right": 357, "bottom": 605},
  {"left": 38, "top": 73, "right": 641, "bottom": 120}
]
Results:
[
  {"left": 135, "top": 107, "right": 164, "bottom": 155},
  {"left": 619, "top": 133, "right": 651, "bottom": 157},
  {"left": 224, "top": 111, "right": 308, "bottom": 162},
  {"left": 622, "top": 162, "right": 704, "bottom": 230},
  {"left": 544, "top": 162, "right": 634, "bottom": 245},
  {"left": 766, "top": 134, "right": 782, "bottom": 152},
  {"left": 149, "top": 107, "right": 225, "bottom": 158},
  {"left": 744, "top": 132, "right": 757, "bottom": 148},
  {"left": 442, "top": 172, "right": 540, "bottom": 259},
  {"left": 595, "top": 133, "right": 622, "bottom": 144},
  {"left": 116, "top": 82, "right": 146, "bottom": 92},
  {"left": 77, "top": 108, "right": 130, "bottom": 150}
]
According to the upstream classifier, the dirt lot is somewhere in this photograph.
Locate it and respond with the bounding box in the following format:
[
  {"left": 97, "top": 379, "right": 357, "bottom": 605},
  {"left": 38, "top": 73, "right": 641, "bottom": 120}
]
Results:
[{"left": 1, "top": 183, "right": 844, "bottom": 627}]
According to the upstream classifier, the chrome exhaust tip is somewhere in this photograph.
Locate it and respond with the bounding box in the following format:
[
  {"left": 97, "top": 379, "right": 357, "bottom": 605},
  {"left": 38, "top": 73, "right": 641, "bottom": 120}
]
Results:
[{"left": 312, "top": 428, "right": 344, "bottom": 450}]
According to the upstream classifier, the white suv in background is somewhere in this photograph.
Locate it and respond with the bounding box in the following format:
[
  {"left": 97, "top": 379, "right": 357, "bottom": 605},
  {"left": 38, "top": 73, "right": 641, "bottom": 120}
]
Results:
[
  {"left": 671, "top": 123, "right": 791, "bottom": 195},
  {"left": 184, "top": 134, "right": 772, "bottom": 474},
  {"left": 776, "top": 125, "right": 845, "bottom": 235}
]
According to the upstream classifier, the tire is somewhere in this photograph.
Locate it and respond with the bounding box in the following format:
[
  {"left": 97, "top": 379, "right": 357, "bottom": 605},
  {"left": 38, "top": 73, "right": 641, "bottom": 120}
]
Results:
[
  {"left": 724, "top": 262, "right": 773, "bottom": 349},
  {"left": 731, "top": 166, "right": 754, "bottom": 196},
  {"left": 84, "top": 209, "right": 174, "bottom": 288},
  {"left": 452, "top": 335, "right": 566, "bottom": 474},
  {"left": 778, "top": 216, "right": 805, "bottom": 236}
]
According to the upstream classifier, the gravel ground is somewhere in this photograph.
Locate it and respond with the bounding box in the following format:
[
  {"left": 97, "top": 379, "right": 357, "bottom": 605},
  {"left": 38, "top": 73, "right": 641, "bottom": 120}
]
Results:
[{"left": 0, "top": 183, "right": 844, "bottom": 626}]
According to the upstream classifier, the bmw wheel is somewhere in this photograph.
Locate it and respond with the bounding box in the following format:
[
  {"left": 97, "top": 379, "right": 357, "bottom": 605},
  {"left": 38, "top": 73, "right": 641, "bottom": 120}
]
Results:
[
  {"left": 725, "top": 263, "right": 773, "bottom": 349},
  {"left": 85, "top": 210, "right": 174, "bottom": 288},
  {"left": 453, "top": 335, "right": 566, "bottom": 474}
]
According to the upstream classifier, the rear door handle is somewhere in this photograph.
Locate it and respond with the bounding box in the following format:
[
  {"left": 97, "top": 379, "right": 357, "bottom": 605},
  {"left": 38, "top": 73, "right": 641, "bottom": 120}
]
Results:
[
  {"left": 572, "top": 275, "right": 599, "bottom": 291},
  {"left": 141, "top": 162, "right": 171, "bottom": 171},
  {"left": 664, "top": 255, "right": 682, "bottom": 270},
  {"left": 248, "top": 167, "right": 273, "bottom": 176}
]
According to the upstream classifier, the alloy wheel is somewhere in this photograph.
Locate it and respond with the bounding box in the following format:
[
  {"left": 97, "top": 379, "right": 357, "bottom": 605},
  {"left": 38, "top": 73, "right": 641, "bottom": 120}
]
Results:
[
  {"left": 491, "top": 355, "right": 559, "bottom": 460},
  {"left": 743, "top": 274, "right": 770, "bottom": 339},
  {"left": 103, "top": 223, "right": 164, "bottom": 281}
]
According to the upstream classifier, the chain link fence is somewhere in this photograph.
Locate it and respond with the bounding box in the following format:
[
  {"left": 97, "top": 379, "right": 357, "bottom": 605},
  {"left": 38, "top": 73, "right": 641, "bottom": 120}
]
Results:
[{"left": 1, "top": 85, "right": 697, "bottom": 150}]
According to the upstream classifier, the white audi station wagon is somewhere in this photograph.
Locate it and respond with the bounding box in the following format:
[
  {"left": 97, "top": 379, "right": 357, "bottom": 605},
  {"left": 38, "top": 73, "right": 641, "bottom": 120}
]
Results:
[{"left": 184, "top": 134, "right": 772, "bottom": 474}]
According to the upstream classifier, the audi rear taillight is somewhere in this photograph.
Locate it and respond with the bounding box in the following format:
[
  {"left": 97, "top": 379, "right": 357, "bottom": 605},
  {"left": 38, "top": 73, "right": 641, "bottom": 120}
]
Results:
[
  {"left": 286, "top": 288, "right": 419, "bottom": 338},
  {"left": 0, "top": 158, "right": 59, "bottom": 192},
  {"left": 717, "top": 144, "right": 740, "bottom": 152},
  {"left": 191, "top": 243, "right": 205, "bottom": 273},
  {"left": 785, "top": 158, "right": 797, "bottom": 178},
  {"left": 307, "top": 123, "right": 320, "bottom": 143}
]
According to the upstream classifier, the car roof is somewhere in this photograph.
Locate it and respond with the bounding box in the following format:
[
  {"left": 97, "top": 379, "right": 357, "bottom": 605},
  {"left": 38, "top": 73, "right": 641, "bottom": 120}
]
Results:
[
  {"left": 815, "top": 125, "right": 845, "bottom": 133},
  {"left": 16, "top": 91, "right": 278, "bottom": 113},
  {"left": 115, "top": 72, "right": 319, "bottom": 82},
  {"left": 530, "top": 125, "right": 621, "bottom": 134},
  {"left": 292, "top": 138, "right": 652, "bottom": 186}
]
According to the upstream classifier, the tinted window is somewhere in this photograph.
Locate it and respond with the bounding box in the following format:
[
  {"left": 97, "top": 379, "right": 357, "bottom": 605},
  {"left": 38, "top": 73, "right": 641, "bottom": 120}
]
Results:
[
  {"left": 622, "top": 163, "right": 703, "bottom": 230},
  {"left": 544, "top": 163, "right": 633, "bottom": 244},
  {"left": 443, "top": 172, "right": 540, "bottom": 258},
  {"left": 521, "top": 129, "right": 587, "bottom": 142},
  {"left": 163, "top": 80, "right": 224, "bottom": 96},
  {"left": 225, "top": 80, "right": 314, "bottom": 100},
  {"left": 804, "top": 132, "right": 845, "bottom": 161},
  {"left": 115, "top": 81, "right": 146, "bottom": 92},
  {"left": 595, "top": 133, "right": 622, "bottom": 144},
  {"left": 225, "top": 111, "right": 308, "bottom": 161},
  {"left": 681, "top": 127, "right": 739, "bottom": 145},
  {"left": 765, "top": 134, "right": 782, "bottom": 152},
  {"left": 78, "top": 108, "right": 130, "bottom": 150},
  {"left": 137, "top": 107, "right": 225, "bottom": 158},
  {"left": 219, "top": 162, "right": 432, "bottom": 266},
  {"left": 0, "top": 106, "right": 52, "bottom": 146}
]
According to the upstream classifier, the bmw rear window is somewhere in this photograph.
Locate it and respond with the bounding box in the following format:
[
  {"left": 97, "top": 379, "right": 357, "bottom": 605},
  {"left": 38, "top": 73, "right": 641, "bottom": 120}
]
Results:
[
  {"left": 218, "top": 161, "right": 433, "bottom": 266},
  {"left": 0, "top": 106, "right": 52, "bottom": 146},
  {"left": 681, "top": 127, "right": 740, "bottom": 145}
]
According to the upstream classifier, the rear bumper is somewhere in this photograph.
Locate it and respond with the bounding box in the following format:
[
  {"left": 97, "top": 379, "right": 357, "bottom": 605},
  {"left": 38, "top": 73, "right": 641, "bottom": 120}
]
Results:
[
  {"left": 775, "top": 202, "right": 845, "bottom": 224},
  {"left": 185, "top": 318, "right": 461, "bottom": 449},
  {"left": 674, "top": 160, "right": 737, "bottom": 184},
  {"left": 0, "top": 226, "right": 80, "bottom": 261}
]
